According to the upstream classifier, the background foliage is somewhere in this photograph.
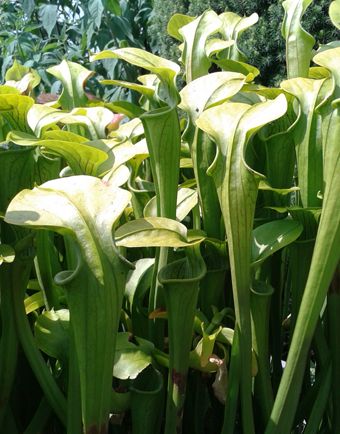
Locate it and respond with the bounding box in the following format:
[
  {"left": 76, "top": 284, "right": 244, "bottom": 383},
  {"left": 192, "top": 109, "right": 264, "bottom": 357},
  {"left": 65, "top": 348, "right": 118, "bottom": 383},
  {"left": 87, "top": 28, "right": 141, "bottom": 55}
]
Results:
[
  {"left": 0, "top": 0, "right": 338, "bottom": 89},
  {"left": 148, "top": 0, "right": 339, "bottom": 85},
  {"left": 1, "top": 0, "right": 338, "bottom": 89},
  {"left": 0, "top": 0, "right": 153, "bottom": 99}
]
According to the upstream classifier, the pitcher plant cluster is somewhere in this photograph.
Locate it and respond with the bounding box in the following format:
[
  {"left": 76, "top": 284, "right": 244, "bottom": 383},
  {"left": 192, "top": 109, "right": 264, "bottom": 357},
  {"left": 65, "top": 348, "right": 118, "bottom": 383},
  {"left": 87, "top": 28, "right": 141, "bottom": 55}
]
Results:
[{"left": 0, "top": 1, "right": 339, "bottom": 433}]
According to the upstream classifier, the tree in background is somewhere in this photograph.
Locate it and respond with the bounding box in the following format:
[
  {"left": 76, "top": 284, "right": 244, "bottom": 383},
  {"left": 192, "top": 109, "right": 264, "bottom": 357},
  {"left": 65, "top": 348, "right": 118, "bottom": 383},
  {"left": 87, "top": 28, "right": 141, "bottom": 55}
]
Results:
[{"left": 148, "top": 0, "right": 339, "bottom": 85}]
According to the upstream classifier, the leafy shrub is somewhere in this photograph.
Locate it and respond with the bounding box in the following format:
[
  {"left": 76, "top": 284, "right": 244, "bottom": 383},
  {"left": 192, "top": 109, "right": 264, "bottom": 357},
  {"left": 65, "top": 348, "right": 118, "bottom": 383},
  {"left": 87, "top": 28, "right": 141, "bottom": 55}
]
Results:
[{"left": 0, "top": 0, "right": 152, "bottom": 99}]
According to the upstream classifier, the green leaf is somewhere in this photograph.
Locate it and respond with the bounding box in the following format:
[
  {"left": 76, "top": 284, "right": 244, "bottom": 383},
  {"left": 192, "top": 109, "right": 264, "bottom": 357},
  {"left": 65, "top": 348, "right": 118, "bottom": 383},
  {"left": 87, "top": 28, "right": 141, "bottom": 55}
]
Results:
[
  {"left": 0, "top": 86, "right": 20, "bottom": 95},
  {"left": 24, "top": 291, "right": 45, "bottom": 315},
  {"left": 5, "top": 174, "right": 132, "bottom": 432},
  {"left": 0, "top": 94, "right": 34, "bottom": 131},
  {"left": 196, "top": 95, "right": 287, "bottom": 432},
  {"left": 5, "top": 71, "right": 41, "bottom": 94},
  {"left": 101, "top": 79, "right": 155, "bottom": 99},
  {"left": 7, "top": 131, "right": 108, "bottom": 176},
  {"left": 5, "top": 60, "right": 40, "bottom": 91},
  {"left": 281, "top": 0, "right": 315, "bottom": 78},
  {"left": 0, "top": 148, "right": 36, "bottom": 213},
  {"left": 212, "top": 58, "right": 260, "bottom": 82},
  {"left": 288, "top": 207, "right": 321, "bottom": 240},
  {"left": 258, "top": 180, "right": 299, "bottom": 195},
  {"left": 39, "top": 4, "right": 58, "bottom": 37},
  {"left": 0, "top": 244, "right": 15, "bottom": 265},
  {"left": 281, "top": 77, "right": 330, "bottom": 207},
  {"left": 219, "top": 12, "right": 259, "bottom": 62},
  {"left": 91, "top": 48, "right": 180, "bottom": 105},
  {"left": 196, "top": 94, "right": 288, "bottom": 268},
  {"left": 167, "top": 13, "right": 196, "bottom": 41},
  {"left": 158, "top": 246, "right": 206, "bottom": 433},
  {"left": 110, "top": 117, "right": 144, "bottom": 141},
  {"left": 180, "top": 71, "right": 245, "bottom": 240},
  {"left": 254, "top": 91, "right": 298, "bottom": 210},
  {"left": 113, "top": 333, "right": 153, "bottom": 380},
  {"left": 329, "top": 0, "right": 340, "bottom": 29},
  {"left": 251, "top": 219, "right": 303, "bottom": 266},
  {"left": 141, "top": 105, "right": 181, "bottom": 219},
  {"left": 308, "top": 67, "right": 331, "bottom": 79},
  {"left": 179, "top": 71, "right": 246, "bottom": 123},
  {"left": 144, "top": 188, "right": 198, "bottom": 222},
  {"left": 26, "top": 104, "right": 67, "bottom": 137},
  {"left": 47, "top": 60, "right": 93, "bottom": 110},
  {"left": 27, "top": 103, "right": 116, "bottom": 140},
  {"left": 99, "top": 137, "right": 148, "bottom": 178},
  {"left": 179, "top": 10, "right": 221, "bottom": 82},
  {"left": 115, "top": 217, "right": 205, "bottom": 248},
  {"left": 190, "top": 324, "right": 222, "bottom": 369},
  {"left": 205, "top": 39, "right": 234, "bottom": 57},
  {"left": 66, "top": 107, "right": 117, "bottom": 139},
  {"left": 313, "top": 47, "right": 340, "bottom": 100},
  {"left": 22, "top": 0, "right": 35, "bottom": 18},
  {"left": 88, "top": 0, "right": 104, "bottom": 28},
  {"left": 125, "top": 258, "right": 154, "bottom": 308},
  {"left": 266, "top": 47, "right": 340, "bottom": 434},
  {"left": 35, "top": 309, "right": 70, "bottom": 363},
  {"left": 5, "top": 176, "right": 131, "bottom": 276},
  {"left": 196, "top": 96, "right": 288, "bottom": 207},
  {"left": 125, "top": 258, "right": 154, "bottom": 337},
  {"left": 106, "top": 101, "right": 145, "bottom": 118},
  {"left": 103, "top": 0, "right": 121, "bottom": 15}
]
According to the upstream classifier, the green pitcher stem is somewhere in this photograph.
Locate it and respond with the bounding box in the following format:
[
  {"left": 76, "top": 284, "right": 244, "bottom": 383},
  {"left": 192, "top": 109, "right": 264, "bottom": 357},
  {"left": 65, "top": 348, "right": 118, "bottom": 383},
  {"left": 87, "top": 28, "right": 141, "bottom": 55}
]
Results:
[
  {"left": 60, "top": 254, "right": 128, "bottom": 434},
  {"left": 0, "top": 264, "right": 19, "bottom": 428},
  {"left": 35, "top": 231, "right": 61, "bottom": 310},
  {"left": 251, "top": 280, "right": 274, "bottom": 427},
  {"left": 265, "top": 135, "right": 340, "bottom": 433},
  {"left": 190, "top": 128, "right": 222, "bottom": 239},
  {"left": 11, "top": 257, "right": 67, "bottom": 425},
  {"left": 130, "top": 366, "right": 164, "bottom": 434},
  {"left": 67, "top": 330, "right": 82, "bottom": 434},
  {"left": 141, "top": 105, "right": 181, "bottom": 346},
  {"left": 303, "top": 362, "right": 331, "bottom": 434},
  {"left": 159, "top": 247, "right": 206, "bottom": 434},
  {"left": 148, "top": 246, "right": 168, "bottom": 348},
  {"left": 2, "top": 406, "right": 19, "bottom": 434},
  {"left": 289, "top": 239, "right": 315, "bottom": 337},
  {"left": 23, "top": 398, "right": 51, "bottom": 434},
  {"left": 328, "top": 267, "right": 340, "bottom": 432},
  {"left": 221, "top": 326, "right": 241, "bottom": 434}
]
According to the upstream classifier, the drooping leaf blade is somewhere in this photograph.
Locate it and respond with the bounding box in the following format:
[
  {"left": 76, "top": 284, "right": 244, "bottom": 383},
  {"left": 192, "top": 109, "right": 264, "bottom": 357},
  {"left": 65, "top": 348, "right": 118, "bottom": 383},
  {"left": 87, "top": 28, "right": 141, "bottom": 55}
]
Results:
[
  {"left": 251, "top": 219, "right": 303, "bottom": 266},
  {"left": 91, "top": 48, "right": 180, "bottom": 105},
  {"left": 144, "top": 188, "right": 198, "bottom": 222},
  {"left": 115, "top": 217, "right": 205, "bottom": 248},
  {"left": 7, "top": 131, "right": 108, "bottom": 176}
]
